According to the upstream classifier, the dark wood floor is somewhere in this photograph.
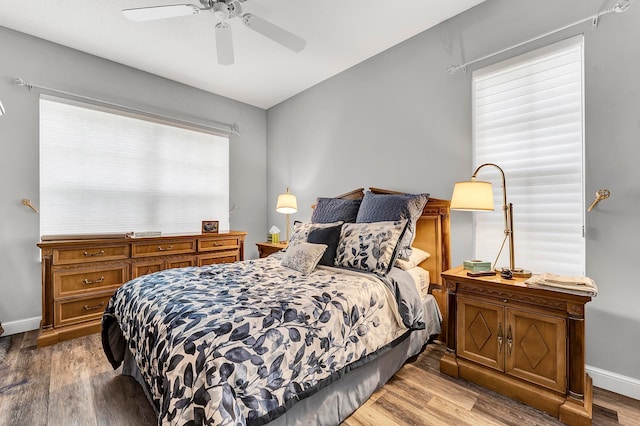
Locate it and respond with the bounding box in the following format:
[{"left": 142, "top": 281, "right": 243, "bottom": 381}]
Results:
[{"left": 1, "top": 331, "right": 638, "bottom": 425}]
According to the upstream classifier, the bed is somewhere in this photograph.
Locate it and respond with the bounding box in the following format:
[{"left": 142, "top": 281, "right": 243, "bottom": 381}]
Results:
[{"left": 102, "top": 187, "right": 451, "bottom": 425}]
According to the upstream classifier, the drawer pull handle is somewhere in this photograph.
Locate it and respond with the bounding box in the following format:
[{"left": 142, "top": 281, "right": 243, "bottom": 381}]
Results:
[
  {"left": 497, "top": 323, "right": 503, "bottom": 354},
  {"left": 83, "top": 302, "right": 105, "bottom": 311},
  {"left": 157, "top": 245, "right": 174, "bottom": 251},
  {"left": 214, "top": 242, "right": 224, "bottom": 246},
  {"left": 83, "top": 276, "right": 105, "bottom": 285},
  {"left": 507, "top": 325, "right": 513, "bottom": 357},
  {"left": 83, "top": 250, "right": 105, "bottom": 257}
]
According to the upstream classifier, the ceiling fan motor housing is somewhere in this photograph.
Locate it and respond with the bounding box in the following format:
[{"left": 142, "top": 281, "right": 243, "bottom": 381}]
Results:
[{"left": 202, "top": 0, "right": 243, "bottom": 19}]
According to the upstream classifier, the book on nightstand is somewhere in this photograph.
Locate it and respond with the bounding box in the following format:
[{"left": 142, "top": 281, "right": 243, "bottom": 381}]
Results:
[{"left": 463, "top": 260, "right": 492, "bottom": 272}]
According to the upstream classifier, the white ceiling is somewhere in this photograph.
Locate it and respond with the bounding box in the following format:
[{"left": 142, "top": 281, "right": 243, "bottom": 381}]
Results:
[{"left": 0, "top": 0, "right": 485, "bottom": 109}]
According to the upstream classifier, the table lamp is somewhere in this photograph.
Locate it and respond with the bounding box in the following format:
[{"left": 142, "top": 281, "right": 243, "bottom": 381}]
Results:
[
  {"left": 276, "top": 187, "right": 297, "bottom": 243},
  {"left": 451, "top": 163, "right": 531, "bottom": 278}
]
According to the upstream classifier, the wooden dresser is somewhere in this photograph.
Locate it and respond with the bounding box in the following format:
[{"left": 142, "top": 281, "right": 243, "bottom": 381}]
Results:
[
  {"left": 37, "top": 231, "right": 246, "bottom": 347},
  {"left": 440, "top": 266, "right": 592, "bottom": 426}
]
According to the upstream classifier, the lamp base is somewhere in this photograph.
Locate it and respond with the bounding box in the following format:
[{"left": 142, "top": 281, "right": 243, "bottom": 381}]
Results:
[
  {"left": 512, "top": 268, "right": 532, "bottom": 278},
  {"left": 496, "top": 267, "right": 532, "bottom": 278}
]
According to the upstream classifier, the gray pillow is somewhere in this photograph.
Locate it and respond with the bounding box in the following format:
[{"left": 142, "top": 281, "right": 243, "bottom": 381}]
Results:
[
  {"left": 355, "top": 191, "right": 429, "bottom": 260},
  {"left": 311, "top": 197, "right": 362, "bottom": 223}
]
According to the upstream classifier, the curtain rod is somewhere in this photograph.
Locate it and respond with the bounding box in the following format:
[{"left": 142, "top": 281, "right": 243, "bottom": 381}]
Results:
[
  {"left": 12, "top": 77, "right": 240, "bottom": 135},
  {"left": 447, "top": 0, "right": 632, "bottom": 75}
]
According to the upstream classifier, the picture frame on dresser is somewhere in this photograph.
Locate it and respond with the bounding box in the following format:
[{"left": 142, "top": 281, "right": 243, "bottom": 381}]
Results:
[{"left": 202, "top": 220, "right": 219, "bottom": 233}]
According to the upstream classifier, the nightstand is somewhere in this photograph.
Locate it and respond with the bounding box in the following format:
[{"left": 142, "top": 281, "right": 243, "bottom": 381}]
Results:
[
  {"left": 439, "top": 266, "right": 592, "bottom": 426},
  {"left": 256, "top": 241, "right": 287, "bottom": 258}
]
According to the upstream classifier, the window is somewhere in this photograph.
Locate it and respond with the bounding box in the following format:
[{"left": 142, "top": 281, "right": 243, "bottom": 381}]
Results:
[
  {"left": 472, "top": 35, "right": 585, "bottom": 276},
  {"left": 40, "top": 96, "right": 229, "bottom": 236}
]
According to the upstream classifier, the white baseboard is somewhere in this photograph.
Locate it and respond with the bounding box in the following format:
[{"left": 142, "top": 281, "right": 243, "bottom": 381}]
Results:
[
  {"left": 0, "top": 317, "right": 40, "bottom": 336},
  {"left": 587, "top": 364, "right": 640, "bottom": 400}
]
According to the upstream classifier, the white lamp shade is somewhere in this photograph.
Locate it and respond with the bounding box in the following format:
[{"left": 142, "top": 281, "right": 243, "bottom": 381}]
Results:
[
  {"left": 450, "top": 180, "right": 495, "bottom": 211},
  {"left": 276, "top": 192, "right": 297, "bottom": 214}
]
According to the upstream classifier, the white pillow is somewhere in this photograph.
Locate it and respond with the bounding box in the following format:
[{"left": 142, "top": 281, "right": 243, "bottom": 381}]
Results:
[
  {"left": 404, "top": 266, "right": 431, "bottom": 299},
  {"left": 394, "top": 247, "right": 431, "bottom": 270},
  {"left": 281, "top": 241, "right": 327, "bottom": 275}
]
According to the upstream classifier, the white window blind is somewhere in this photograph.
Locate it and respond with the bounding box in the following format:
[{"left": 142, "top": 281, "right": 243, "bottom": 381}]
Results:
[
  {"left": 40, "top": 96, "right": 229, "bottom": 236},
  {"left": 472, "top": 35, "right": 585, "bottom": 276}
]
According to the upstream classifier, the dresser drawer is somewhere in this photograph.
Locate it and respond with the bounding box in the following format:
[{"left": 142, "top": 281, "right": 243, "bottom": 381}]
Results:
[
  {"left": 166, "top": 256, "right": 196, "bottom": 269},
  {"left": 53, "top": 244, "right": 129, "bottom": 265},
  {"left": 131, "top": 240, "right": 196, "bottom": 258},
  {"left": 53, "top": 264, "right": 129, "bottom": 298},
  {"left": 131, "top": 259, "right": 164, "bottom": 279},
  {"left": 198, "top": 252, "right": 238, "bottom": 266},
  {"left": 54, "top": 293, "right": 113, "bottom": 327},
  {"left": 198, "top": 237, "right": 240, "bottom": 252}
]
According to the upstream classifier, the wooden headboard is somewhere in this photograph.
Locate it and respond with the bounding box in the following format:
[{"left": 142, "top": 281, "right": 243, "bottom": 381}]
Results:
[{"left": 330, "top": 187, "right": 451, "bottom": 324}]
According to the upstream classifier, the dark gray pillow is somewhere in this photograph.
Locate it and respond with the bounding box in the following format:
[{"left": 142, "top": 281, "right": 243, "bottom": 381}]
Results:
[
  {"left": 311, "top": 197, "right": 362, "bottom": 223},
  {"left": 307, "top": 224, "right": 343, "bottom": 266},
  {"left": 355, "top": 191, "right": 429, "bottom": 260}
]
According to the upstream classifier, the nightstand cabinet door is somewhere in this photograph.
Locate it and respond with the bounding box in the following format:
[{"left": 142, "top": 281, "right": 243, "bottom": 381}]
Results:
[
  {"left": 506, "top": 308, "right": 566, "bottom": 393},
  {"left": 457, "top": 297, "right": 504, "bottom": 372}
]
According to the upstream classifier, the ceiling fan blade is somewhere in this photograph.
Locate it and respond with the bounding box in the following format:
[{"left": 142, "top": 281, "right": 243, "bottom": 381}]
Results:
[
  {"left": 215, "top": 22, "right": 235, "bottom": 65},
  {"left": 122, "top": 4, "right": 200, "bottom": 22},
  {"left": 242, "top": 14, "right": 306, "bottom": 53}
]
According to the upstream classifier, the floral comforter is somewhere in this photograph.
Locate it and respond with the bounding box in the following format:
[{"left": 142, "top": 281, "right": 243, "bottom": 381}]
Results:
[{"left": 102, "top": 255, "right": 424, "bottom": 425}]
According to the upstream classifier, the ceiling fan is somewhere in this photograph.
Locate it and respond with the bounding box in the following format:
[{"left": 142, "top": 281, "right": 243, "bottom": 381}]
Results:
[{"left": 122, "top": 0, "right": 306, "bottom": 65}]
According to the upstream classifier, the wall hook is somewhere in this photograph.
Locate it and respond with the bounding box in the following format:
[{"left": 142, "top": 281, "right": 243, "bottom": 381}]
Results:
[
  {"left": 587, "top": 189, "right": 610, "bottom": 212},
  {"left": 22, "top": 198, "right": 39, "bottom": 213}
]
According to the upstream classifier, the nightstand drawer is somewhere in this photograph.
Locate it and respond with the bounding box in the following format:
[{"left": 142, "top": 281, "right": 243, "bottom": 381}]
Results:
[
  {"left": 55, "top": 293, "right": 113, "bottom": 327},
  {"left": 131, "top": 240, "right": 196, "bottom": 257},
  {"left": 53, "top": 264, "right": 129, "bottom": 298},
  {"left": 53, "top": 244, "right": 129, "bottom": 265},
  {"left": 198, "top": 237, "right": 240, "bottom": 252}
]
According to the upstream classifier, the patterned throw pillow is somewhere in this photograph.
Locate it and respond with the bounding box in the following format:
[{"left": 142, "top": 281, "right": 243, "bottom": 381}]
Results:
[
  {"left": 335, "top": 220, "right": 408, "bottom": 276},
  {"left": 287, "top": 221, "right": 343, "bottom": 247},
  {"left": 281, "top": 241, "right": 328, "bottom": 275},
  {"left": 355, "top": 191, "right": 429, "bottom": 261}
]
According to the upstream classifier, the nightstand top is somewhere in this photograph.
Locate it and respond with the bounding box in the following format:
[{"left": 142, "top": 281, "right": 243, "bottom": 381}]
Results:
[
  {"left": 256, "top": 241, "right": 288, "bottom": 248},
  {"left": 443, "top": 265, "right": 591, "bottom": 302},
  {"left": 443, "top": 265, "right": 529, "bottom": 287}
]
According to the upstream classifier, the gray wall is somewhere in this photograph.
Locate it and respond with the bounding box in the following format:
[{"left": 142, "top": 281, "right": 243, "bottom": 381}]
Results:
[
  {"left": 0, "top": 26, "right": 267, "bottom": 334},
  {"left": 267, "top": 0, "right": 640, "bottom": 395}
]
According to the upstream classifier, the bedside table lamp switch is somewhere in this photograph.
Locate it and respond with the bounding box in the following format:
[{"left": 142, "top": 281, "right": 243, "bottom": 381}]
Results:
[{"left": 451, "top": 162, "right": 531, "bottom": 278}]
